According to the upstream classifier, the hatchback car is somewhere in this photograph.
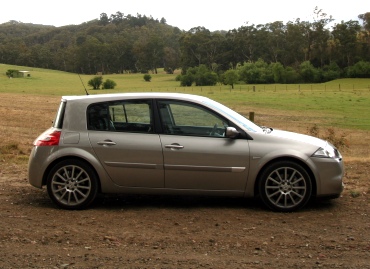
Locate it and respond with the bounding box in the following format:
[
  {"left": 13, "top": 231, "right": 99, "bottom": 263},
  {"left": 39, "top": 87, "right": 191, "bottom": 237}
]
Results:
[{"left": 28, "top": 93, "right": 344, "bottom": 211}]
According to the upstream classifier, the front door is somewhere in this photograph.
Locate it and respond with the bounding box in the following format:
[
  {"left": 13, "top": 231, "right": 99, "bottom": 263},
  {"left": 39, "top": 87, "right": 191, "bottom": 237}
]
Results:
[{"left": 157, "top": 100, "right": 250, "bottom": 191}]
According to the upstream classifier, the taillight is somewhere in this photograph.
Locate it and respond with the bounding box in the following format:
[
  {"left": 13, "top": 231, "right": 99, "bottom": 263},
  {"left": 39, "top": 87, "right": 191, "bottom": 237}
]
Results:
[{"left": 33, "top": 130, "right": 61, "bottom": 146}]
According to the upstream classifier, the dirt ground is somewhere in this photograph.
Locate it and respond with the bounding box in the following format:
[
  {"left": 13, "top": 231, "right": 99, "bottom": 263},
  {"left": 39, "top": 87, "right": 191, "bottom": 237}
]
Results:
[{"left": 0, "top": 94, "right": 369, "bottom": 269}]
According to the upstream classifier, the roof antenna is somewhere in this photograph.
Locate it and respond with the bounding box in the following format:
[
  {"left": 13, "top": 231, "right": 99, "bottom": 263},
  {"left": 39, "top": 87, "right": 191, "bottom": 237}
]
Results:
[{"left": 78, "top": 73, "right": 89, "bottom": 95}]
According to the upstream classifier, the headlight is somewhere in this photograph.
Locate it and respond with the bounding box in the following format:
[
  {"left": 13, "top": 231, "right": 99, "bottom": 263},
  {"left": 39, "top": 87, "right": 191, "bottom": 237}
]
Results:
[{"left": 312, "top": 143, "right": 342, "bottom": 159}]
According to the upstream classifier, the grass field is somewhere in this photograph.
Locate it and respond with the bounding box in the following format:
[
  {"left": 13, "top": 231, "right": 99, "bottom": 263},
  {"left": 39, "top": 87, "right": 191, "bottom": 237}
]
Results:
[{"left": 1, "top": 63, "right": 370, "bottom": 131}]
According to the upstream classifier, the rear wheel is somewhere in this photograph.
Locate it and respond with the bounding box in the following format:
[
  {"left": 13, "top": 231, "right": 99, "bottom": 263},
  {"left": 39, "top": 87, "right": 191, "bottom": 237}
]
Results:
[
  {"left": 46, "top": 159, "right": 98, "bottom": 210},
  {"left": 259, "top": 161, "right": 312, "bottom": 212}
]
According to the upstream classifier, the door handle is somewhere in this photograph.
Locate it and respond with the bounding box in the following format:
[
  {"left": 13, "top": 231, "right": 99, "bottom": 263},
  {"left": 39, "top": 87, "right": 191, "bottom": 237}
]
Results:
[
  {"left": 165, "top": 144, "right": 184, "bottom": 149},
  {"left": 97, "top": 140, "right": 117, "bottom": 146}
]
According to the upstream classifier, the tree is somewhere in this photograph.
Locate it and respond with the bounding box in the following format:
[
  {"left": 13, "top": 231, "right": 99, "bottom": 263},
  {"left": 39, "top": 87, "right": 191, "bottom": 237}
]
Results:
[
  {"left": 88, "top": 76, "right": 103, "bottom": 89},
  {"left": 358, "top": 12, "right": 370, "bottom": 31},
  {"left": 179, "top": 27, "right": 213, "bottom": 72},
  {"left": 223, "top": 70, "right": 239, "bottom": 89},
  {"left": 310, "top": 7, "right": 334, "bottom": 67},
  {"left": 284, "top": 20, "right": 308, "bottom": 65},
  {"left": 332, "top": 20, "right": 362, "bottom": 67},
  {"left": 266, "top": 21, "right": 287, "bottom": 63},
  {"left": 99, "top": 13, "right": 110, "bottom": 26}
]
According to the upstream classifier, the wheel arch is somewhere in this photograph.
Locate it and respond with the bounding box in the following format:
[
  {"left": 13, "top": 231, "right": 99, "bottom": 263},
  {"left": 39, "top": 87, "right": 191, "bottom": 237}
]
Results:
[
  {"left": 253, "top": 157, "right": 317, "bottom": 197},
  {"left": 42, "top": 156, "right": 102, "bottom": 193}
]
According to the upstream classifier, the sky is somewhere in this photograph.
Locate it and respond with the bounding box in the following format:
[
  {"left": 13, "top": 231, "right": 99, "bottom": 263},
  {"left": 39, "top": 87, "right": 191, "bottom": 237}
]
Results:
[{"left": 0, "top": 0, "right": 368, "bottom": 31}]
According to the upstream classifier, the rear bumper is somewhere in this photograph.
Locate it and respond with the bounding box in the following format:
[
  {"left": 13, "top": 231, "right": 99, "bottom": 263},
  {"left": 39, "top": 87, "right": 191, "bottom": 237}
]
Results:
[{"left": 28, "top": 146, "right": 54, "bottom": 188}]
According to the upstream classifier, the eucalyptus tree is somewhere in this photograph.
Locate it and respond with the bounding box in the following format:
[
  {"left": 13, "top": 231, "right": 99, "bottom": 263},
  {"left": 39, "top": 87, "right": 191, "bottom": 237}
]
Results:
[
  {"left": 284, "top": 20, "right": 307, "bottom": 65},
  {"left": 332, "top": 20, "right": 362, "bottom": 67},
  {"left": 358, "top": 12, "right": 370, "bottom": 31},
  {"left": 76, "top": 35, "right": 105, "bottom": 74},
  {"left": 179, "top": 27, "right": 216, "bottom": 72},
  {"left": 231, "top": 25, "right": 258, "bottom": 63},
  {"left": 131, "top": 26, "right": 165, "bottom": 73},
  {"left": 309, "top": 7, "right": 334, "bottom": 67},
  {"left": 265, "top": 21, "right": 287, "bottom": 63},
  {"left": 160, "top": 26, "right": 182, "bottom": 73},
  {"left": 358, "top": 12, "right": 370, "bottom": 61}
]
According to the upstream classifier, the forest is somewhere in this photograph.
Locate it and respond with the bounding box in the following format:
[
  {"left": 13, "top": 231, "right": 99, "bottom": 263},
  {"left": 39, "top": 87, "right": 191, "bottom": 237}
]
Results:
[{"left": 0, "top": 9, "right": 369, "bottom": 84}]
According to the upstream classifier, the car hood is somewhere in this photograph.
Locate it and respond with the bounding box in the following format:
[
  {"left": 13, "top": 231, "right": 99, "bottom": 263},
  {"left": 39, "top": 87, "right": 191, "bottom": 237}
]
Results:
[{"left": 269, "top": 129, "right": 327, "bottom": 148}]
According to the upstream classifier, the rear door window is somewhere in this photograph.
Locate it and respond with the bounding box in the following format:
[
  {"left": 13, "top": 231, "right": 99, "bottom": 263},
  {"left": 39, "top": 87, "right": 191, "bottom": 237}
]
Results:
[{"left": 87, "top": 100, "right": 153, "bottom": 133}]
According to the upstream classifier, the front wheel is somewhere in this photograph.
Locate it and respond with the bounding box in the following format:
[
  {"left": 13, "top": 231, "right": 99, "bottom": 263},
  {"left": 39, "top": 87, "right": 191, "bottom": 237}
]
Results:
[
  {"left": 259, "top": 161, "right": 312, "bottom": 212},
  {"left": 46, "top": 159, "right": 98, "bottom": 210}
]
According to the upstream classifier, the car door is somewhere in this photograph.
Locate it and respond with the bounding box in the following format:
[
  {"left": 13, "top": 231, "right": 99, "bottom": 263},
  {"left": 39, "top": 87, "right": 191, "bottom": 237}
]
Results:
[
  {"left": 88, "top": 100, "right": 164, "bottom": 188},
  {"left": 157, "top": 100, "right": 250, "bottom": 191}
]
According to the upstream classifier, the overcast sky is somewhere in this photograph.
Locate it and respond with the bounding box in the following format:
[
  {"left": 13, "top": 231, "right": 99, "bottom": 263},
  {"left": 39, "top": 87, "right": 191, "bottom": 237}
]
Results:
[{"left": 0, "top": 0, "right": 368, "bottom": 31}]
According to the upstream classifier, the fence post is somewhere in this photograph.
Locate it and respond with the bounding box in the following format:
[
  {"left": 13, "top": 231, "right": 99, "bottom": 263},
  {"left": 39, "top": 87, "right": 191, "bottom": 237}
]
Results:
[{"left": 249, "top": 112, "right": 255, "bottom": 122}]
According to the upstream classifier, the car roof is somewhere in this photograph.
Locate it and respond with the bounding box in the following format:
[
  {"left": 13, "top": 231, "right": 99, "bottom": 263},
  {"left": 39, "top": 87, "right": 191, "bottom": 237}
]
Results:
[{"left": 62, "top": 92, "right": 211, "bottom": 104}]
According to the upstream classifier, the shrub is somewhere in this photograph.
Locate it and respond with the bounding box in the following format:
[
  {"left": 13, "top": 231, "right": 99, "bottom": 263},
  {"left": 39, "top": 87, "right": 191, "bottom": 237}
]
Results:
[
  {"left": 299, "top": 61, "right": 320, "bottom": 83},
  {"left": 88, "top": 76, "right": 103, "bottom": 90},
  {"left": 180, "top": 74, "right": 193, "bottom": 86},
  {"left": 143, "top": 74, "right": 152, "bottom": 82},
  {"left": 307, "top": 124, "right": 349, "bottom": 150},
  {"left": 102, "top": 79, "right": 117, "bottom": 89},
  {"left": 182, "top": 65, "right": 217, "bottom": 86},
  {"left": 6, "top": 69, "right": 18, "bottom": 77},
  {"left": 347, "top": 61, "right": 370, "bottom": 78}
]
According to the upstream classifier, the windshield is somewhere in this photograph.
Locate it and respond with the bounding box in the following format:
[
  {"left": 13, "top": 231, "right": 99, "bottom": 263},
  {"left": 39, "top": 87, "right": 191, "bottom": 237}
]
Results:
[{"left": 204, "top": 99, "right": 263, "bottom": 133}]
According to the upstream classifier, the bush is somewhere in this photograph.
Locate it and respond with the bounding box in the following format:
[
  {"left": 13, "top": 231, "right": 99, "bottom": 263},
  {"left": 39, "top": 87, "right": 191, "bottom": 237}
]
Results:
[
  {"left": 180, "top": 74, "right": 193, "bottom": 86},
  {"left": 307, "top": 124, "right": 349, "bottom": 150},
  {"left": 238, "top": 59, "right": 274, "bottom": 84},
  {"left": 299, "top": 61, "right": 320, "bottom": 83},
  {"left": 143, "top": 74, "right": 152, "bottom": 82},
  {"left": 180, "top": 65, "right": 217, "bottom": 86},
  {"left": 88, "top": 76, "right": 103, "bottom": 90},
  {"left": 347, "top": 61, "right": 370, "bottom": 78},
  {"left": 102, "top": 79, "right": 117, "bottom": 89},
  {"left": 6, "top": 69, "right": 18, "bottom": 77}
]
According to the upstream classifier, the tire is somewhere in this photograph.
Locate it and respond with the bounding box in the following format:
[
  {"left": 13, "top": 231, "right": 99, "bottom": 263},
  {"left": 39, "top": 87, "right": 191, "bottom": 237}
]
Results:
[
  {"left": 46, "top": 159, "right": 98, "bottom": 210},
  {"left": 259, "top": 161, "right": 312, "bottom": 212}
]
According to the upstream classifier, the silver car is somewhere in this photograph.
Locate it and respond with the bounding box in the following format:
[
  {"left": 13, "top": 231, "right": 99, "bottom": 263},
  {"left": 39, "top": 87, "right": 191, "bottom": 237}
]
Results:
[{"left": 28, "top": 93, "right": 344, "bottom": 211}]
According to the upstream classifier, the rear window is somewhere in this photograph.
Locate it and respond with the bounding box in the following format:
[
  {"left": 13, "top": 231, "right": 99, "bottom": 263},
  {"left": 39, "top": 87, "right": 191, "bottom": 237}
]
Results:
[
  {"left": 87, "top": 100, "right": 153, "bottom": 133},
  {"left": 52, "top": 101, "right": 66, "bottom": 129}
]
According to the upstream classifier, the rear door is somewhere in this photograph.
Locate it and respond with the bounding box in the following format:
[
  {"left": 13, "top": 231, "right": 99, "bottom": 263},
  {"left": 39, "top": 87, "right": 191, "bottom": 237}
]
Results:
[{"left": 88, "top": 100, "right": 164, "bottom": 188}]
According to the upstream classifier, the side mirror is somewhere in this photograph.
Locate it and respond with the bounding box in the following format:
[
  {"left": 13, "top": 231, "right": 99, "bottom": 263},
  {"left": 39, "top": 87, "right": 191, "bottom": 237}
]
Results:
[{"left": 225, "top": 127, "right": 240, "bottom": 139}]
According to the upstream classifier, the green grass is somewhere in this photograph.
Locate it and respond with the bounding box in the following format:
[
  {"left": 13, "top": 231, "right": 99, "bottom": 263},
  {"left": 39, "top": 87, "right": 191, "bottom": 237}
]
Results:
[{"left": 1, "top": 63, "right": 370, "bottom": 130}]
